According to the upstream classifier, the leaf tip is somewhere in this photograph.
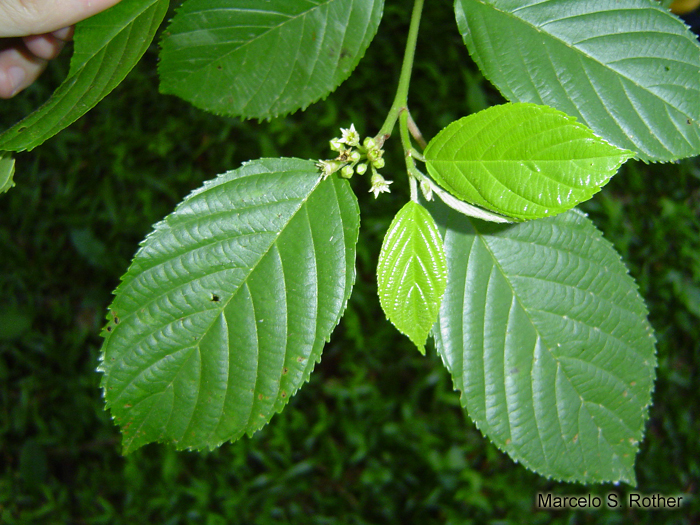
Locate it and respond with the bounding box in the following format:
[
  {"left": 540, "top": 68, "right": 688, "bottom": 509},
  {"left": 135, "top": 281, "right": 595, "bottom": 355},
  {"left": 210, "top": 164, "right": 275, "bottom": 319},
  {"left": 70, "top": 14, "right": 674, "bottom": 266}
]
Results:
[{"left": 413, "top": 341, "right": 426, "bottom": 356}]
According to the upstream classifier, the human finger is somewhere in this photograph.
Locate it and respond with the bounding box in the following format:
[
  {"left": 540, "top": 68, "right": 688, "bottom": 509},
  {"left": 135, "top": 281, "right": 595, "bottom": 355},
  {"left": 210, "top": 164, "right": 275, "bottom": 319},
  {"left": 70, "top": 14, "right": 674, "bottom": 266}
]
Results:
[
  {"left": 0, "top": 0, "right": 121, "bottom": 38},
  {"left": 52, "top": 26, "right": 74, "bottom": 42},
  {"left": 0, "top": 44, "right": 47, "bottom": 98},
  {"left": 23, "top": 31, "right": 66, "bottom": 60}
]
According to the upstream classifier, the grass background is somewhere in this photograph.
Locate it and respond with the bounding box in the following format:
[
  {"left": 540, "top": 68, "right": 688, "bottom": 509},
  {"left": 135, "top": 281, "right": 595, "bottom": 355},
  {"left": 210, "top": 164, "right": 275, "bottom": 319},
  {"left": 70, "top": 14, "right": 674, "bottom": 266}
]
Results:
[{"left": 1, "top": 2, "right": 699, "bottom": 523}]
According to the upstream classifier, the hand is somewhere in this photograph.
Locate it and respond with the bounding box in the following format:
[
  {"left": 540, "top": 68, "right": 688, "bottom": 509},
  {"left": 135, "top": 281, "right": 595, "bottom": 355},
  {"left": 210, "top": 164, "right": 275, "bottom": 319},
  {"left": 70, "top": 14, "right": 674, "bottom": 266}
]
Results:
[{"left": 0, "top": 0, "right": 121, "bottom": 98}]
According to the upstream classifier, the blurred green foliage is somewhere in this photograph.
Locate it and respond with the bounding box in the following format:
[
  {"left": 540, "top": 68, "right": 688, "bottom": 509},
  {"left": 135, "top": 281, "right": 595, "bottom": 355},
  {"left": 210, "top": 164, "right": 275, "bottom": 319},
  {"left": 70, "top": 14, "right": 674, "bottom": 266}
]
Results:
[{"left": 1, "top": 2, "right": 698, "bottom": 523}]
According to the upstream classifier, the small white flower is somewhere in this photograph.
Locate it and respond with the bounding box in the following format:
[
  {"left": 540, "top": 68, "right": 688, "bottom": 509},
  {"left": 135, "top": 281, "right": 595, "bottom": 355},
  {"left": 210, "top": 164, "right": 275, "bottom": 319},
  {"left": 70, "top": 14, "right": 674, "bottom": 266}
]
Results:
[
  {"left": 369, "top": 172, "right": 393, "bottom": 198},
  {"left": 340, "top": 124, "right": 360, "bottom": 147}
]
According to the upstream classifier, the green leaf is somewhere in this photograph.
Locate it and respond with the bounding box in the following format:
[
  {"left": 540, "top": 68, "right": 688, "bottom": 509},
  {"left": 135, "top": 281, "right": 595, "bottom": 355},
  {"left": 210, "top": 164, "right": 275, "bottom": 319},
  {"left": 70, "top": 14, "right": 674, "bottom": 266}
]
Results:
[
  {"left": 100, "top": 158, "right": 360, "bottom": 453},
  {"left": 424, "top": 103, "right": 633, "bottom": 221},
  {"left": 158, "top": 0, "right": 384, "bottom": 119},
  {"left": 377, "top": 201, "right": 447, "bottom": 354},
  {"left": 0, "top": 0, "right": 169, "bottom": 152},
  {"left": 0, "top": 154, "right": 15, "bottom": 195},
  {"left": 455, "top": 0, "right": 700, "bottom": 162},
  {"left": 428, "top": 199, "right": 656, "bottom": 484}
]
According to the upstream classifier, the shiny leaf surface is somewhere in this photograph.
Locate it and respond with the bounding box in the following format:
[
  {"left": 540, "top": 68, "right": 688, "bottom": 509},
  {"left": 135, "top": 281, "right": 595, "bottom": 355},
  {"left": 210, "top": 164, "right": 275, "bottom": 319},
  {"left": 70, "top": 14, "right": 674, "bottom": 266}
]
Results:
[
  {"left": 424, "top": 103, "right": 633, "bottom": 221},
  {"left": 456, "top": 0, "right": 700, "bottom": 161},
  {"left": 429, "top": 199, "right": 656, "bottom": 484},
  {"left": 159, "top": 0, "right": 384, "bottom": 119},
  {"left": 377, "top": 201, "right": 447, "bottom": 353},
  {"left": 100, "top": 158, "right": 360, "bottom": 453}
]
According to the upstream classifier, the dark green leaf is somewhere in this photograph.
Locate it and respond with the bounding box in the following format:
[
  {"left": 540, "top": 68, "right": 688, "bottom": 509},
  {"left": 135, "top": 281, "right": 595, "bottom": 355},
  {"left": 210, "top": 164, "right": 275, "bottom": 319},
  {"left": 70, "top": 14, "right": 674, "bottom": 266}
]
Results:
[
  {"left": 429, "top": 199, "right": 656, "bottom": 484},
  {"left": 0, "top": 0, "right": 168, "bottom": 152},
  {"left": 100, "top": 158, "right": 360, "bottom": 453},
  {"left": 455, "top": 0, "right": 700, "bottom": 162},
  {"left": 159, "top": 0, "right": 384, "bottom": 119}
]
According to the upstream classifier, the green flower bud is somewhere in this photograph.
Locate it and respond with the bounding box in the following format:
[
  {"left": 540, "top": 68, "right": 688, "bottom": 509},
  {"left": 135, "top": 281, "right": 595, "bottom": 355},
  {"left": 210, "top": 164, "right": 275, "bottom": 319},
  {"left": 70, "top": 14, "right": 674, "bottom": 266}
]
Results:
[
  {"left": 363, "top": 137, "right": 377, "bottom": 150},
  {"left": 366, "top": 145, "right": 384, "bottom": 162},
  {"left": 341, "top": 165, "right": 354, "bottom": 178},
  {"left": 356, "top": 163, "right": 368, "bottom": 175},
  {"left": 371, "top": 157, "right": 385, "bottom": 169}
]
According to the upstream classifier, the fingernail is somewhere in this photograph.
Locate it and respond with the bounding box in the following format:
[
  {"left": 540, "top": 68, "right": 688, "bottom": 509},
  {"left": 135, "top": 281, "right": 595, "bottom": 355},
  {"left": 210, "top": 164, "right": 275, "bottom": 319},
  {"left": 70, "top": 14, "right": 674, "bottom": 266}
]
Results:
[
  {"left": 53, "top": 26, "right": 74, "bottom": 41},
  {"left": 8, "top": 67, "right": 26, "bottom": 96}
]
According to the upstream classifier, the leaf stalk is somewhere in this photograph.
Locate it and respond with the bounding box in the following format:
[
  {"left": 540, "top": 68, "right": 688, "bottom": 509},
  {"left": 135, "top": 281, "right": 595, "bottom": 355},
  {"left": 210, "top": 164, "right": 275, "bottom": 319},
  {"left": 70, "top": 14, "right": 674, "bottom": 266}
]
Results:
[{"left": 376, "top": 0, "right": 424, "bottom": 141}]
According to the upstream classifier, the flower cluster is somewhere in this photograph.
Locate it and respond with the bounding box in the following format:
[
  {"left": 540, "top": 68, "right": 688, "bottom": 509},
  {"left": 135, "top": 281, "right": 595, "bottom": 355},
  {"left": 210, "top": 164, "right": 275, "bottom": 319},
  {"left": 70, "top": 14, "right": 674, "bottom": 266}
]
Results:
[{"left": 317, "top": 124, "right": 393, "bottom": 198}]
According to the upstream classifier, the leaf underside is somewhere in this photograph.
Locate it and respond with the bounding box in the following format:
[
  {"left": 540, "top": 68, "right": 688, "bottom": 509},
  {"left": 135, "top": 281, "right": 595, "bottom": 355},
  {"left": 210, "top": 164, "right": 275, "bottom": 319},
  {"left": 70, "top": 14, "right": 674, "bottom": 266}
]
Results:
[
  {"left": 100, "top": 158, "right": 360, "bottom": 454},
  {"left": 424, "top": 103, "right": 633, "bottom": 221},
  {"left": 428, "top": 198, "right": 656, "bottom": 484},
  {"left": 0, "top": 0, "right": 169, "bottom": 152},
  {"left": 377, "top": 201, "right": 447, "bottom": 353},
  {"left": 158, "top": 0, "right": 384, "bottom": 119},
  {"left": 455, "top": 0, "right": 700, "bottom": 162}
]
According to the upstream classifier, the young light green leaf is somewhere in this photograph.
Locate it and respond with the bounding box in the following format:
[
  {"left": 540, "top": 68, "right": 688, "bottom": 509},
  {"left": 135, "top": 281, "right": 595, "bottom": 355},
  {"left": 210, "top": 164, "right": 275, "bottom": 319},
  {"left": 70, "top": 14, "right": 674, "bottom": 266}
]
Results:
[
  {"left": 0, "top": 0, "right": 169, "bottom": 152},
  {"left": 424, "top": 103, "right": 633, "bottom": 221},
  {"left": 158, "top": 0, "right": 384, "bottom": 120},
  {"left": 100, "top": 158, "right": 360, "bottom": 454},
  {"left": 428, "top": 198, "right": 656, "bottom": 484},
  {"left": 377, "top": 201, "right": 447, "bottom": 354},
  {"left": 0, "top": 154, "right": 15, "bottom": 195},
  {"left": 455, "top": 0, "right": 700, "bottom": 162}
]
